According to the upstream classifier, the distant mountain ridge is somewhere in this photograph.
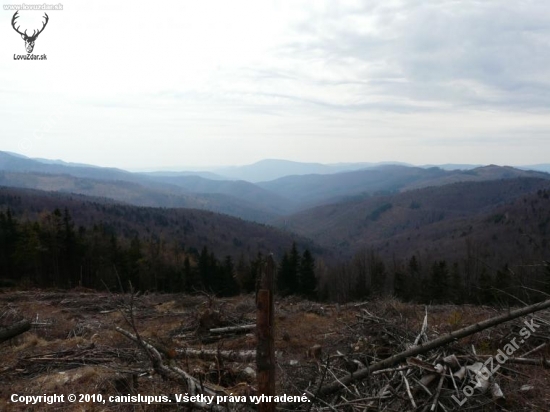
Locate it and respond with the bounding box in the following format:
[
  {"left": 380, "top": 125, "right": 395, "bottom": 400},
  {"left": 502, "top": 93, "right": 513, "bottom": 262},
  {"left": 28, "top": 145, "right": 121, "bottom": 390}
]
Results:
[
  {"left": 141, "top": 174, "right": 293, "bottom": 215},
  {"left": 0, "top": 152, "right": 286, "bottom": 222},
  {"left": 0, "top": 151, "right": 137, "bottom": 182},
  {"left": 4, "top": 151, "right": 550, "bottom": 180},
  {"left": 2, "top": 151, "right": 550, "bottom": 224},
  {"left": 142, "top": 170, "right": 226, "bottom": 180},
  {"left": 0, "top": 171, "right": 281, "bottom": 223},
  {"left": 519, "top": 164, "right": 550, "bottom": 174},
  {"left": 213, "top": 159, "right": 411, "bottom": 182},
  {"left": 257, "top": 164, "right": 550, "bottom": 211}
]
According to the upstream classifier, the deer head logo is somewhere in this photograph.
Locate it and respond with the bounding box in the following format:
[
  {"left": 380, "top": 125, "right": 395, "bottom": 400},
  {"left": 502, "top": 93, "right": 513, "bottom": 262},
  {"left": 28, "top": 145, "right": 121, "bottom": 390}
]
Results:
[{"left": 11, "top": 11, "right": 49, "bottom": 54}]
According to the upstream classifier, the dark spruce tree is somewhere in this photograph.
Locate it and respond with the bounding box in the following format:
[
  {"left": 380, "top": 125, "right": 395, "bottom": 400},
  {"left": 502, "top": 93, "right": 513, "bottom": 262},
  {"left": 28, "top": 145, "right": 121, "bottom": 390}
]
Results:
[
  {"left": 218, "top": 255, "right": 240, "bottom": 297},
  {"left": 277, "top": 252, "right": 293, "bottom": 296},
  {"left": 450, "top": 262, "right": 463, "bottom": 304},
  {"left": 0, "top": 209, "right": 18, "bottom": 281},
  {"left": 298, "top": 249, "right": 316, "bottom": 299},
  {"left": 198, "top": 246, "right": 213, "bottom": 291},
  {"left": 429, "top": 261, "right": 449, "bottom": 303},
  {"left": 407, "top": 255, "right": 422, "bottom": 301},
  {"left": 477, "top": 266, "right": 494, "bottom": 304},
  {"left": 289, "top": 242, "right": 300, "bottom": 293},
  {"left": 277, "top": 243, "right": 300, "bottom": 296},
  {"left": 393, "top": 270, "right": 407, "bottom": 300},
  {"left": 369, "top": 251, "right": 386, "bottom": 295}
]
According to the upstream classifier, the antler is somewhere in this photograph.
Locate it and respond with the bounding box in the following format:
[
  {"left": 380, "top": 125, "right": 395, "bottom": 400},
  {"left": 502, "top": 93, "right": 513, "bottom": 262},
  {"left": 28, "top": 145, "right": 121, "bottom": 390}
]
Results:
[
  {"left": 11, "top": 11, "right": 26, "bottom": 37},
  {"left": 11, "top": 11, "right": 49, "bottom": 40},
  {"left": 31, "top": 13, "right": 49, "bottom": 39}
]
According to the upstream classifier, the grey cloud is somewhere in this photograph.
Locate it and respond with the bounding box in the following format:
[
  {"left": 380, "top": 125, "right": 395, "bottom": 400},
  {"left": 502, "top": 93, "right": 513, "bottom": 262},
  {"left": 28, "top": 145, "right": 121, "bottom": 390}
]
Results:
[{"left": 275, "top": 0, "right": 550, "bottom": 111}]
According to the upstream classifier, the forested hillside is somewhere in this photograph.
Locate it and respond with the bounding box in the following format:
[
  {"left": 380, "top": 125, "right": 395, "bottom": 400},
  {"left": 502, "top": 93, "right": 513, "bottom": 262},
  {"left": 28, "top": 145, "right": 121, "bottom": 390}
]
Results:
[
  {"left": 0, "top": 171, "right": 280, "bottom": 223},
  {"left": 314, "top": 185, "right": 550, "bottom": 305},
  {"left": 1, "top": 178, "right": 549, "bottom": 305},
  {"left": 2, "top": 153, "right": 550, "bottom": 306},
  {"left": 0, "top": 187, "right": 321, "bottom": 295},
  {"left": 282, "top": 178, "right": 550, "bottom": 257}
]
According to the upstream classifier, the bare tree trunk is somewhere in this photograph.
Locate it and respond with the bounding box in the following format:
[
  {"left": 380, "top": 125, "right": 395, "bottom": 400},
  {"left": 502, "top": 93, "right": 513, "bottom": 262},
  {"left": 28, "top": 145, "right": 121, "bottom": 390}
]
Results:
[{"left": 256, "top": 255, "right": 275, "bottom": 412}]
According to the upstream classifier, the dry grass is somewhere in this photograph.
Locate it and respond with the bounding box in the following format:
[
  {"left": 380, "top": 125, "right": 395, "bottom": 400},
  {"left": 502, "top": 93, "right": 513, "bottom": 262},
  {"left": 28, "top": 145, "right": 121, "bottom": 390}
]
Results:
[{"left": 0, "top": 291, "right": 549, "bottom": 411}]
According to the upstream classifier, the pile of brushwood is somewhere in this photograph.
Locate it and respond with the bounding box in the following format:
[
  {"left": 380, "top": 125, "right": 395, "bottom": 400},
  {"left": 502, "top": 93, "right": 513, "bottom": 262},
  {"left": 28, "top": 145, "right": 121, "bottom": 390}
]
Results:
[
  {"left": 2, "top": 290, "right": 550, "bottom": 411},
  {"left": 284, "top": 303, "right": 550, "bottom": 411},
  {"left": 113, "top": 294, "right": 550, "bottom": 411}
]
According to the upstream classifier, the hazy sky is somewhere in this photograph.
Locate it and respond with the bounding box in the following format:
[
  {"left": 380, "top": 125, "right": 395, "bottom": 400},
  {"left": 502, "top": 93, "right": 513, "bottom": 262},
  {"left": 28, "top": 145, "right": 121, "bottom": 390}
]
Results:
[{"left": 1, "top": 0, "right": 549, "bottom": 169}]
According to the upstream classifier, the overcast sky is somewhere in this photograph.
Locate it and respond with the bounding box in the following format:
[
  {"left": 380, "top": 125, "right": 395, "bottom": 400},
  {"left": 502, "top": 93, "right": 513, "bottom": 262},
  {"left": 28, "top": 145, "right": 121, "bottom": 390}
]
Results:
[{"left": 1, "top": 0, "right": 549, "bottom": 170}]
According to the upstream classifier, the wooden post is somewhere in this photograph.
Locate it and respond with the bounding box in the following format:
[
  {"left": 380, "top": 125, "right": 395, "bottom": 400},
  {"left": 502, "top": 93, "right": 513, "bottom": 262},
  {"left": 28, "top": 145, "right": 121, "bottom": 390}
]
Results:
[{"left": 256, "top": 255, "right": 275, "bottom": 412}]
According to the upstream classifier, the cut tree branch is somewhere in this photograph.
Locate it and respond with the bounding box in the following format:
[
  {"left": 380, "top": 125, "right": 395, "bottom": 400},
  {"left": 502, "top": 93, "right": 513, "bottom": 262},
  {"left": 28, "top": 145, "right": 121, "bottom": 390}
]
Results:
[
  {"left": 313, "top": 298, "right": 550, "bottom": 398},
  {"left": 115, "top": 326, "right": 233, "bottom": 411}
]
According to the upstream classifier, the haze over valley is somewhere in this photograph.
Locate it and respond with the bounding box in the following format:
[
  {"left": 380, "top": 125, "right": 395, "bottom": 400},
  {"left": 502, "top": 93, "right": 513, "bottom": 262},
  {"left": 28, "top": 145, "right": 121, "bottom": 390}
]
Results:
[{"left": 1, "top": 150, "right": 549, "bottom": 283}]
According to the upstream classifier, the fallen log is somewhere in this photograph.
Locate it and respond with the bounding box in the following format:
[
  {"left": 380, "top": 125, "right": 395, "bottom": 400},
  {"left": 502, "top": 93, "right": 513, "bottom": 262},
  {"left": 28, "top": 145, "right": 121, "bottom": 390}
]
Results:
[
  {"left": 0, "top": 319, "right": 30, "bottom": 344},
  {"left": 176, "top": 347, "right": 257, "bottom": 362},
  {"left": 209, "top": 324, "right": 255, "bottom": 334},
  {"left": 314, "top": 298, "right": 550, "bottom": 398},
  {"left": 174, "top": 324, "right": 256, "bottom": 343},
  {"left": 465, "top": 355, "right": 550, "bottom": 368},
  {"left": 116, "top": 326, "right": 255, "bottom": 411}
]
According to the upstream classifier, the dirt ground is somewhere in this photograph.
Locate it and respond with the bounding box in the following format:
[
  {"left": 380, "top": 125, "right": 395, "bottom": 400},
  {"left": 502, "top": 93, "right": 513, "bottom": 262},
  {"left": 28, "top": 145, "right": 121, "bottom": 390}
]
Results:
[{"left": 0, "top": 290, "right": 549, "bottom": 411}]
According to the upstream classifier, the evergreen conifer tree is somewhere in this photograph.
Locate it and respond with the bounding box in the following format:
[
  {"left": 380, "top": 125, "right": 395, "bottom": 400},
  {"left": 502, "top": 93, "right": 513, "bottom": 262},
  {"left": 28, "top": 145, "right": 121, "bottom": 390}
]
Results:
[{"left": 298, "top": 249, "right": 316, "bottom": 299}]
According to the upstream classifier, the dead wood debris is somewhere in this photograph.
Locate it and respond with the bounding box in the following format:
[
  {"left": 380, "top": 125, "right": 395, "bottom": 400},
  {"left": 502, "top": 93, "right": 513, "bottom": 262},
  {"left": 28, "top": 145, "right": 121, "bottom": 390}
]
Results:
[
  {"left": 280, "top": 299, "right": 550, "bottom": 411},
  {"left": 5, "top": 343, "right": 139, "bottom": 379},
  {"left": 0, "top": 319, "right": 30, "bottom": 344},
  {"left": 3, "top": 291, "right": 550, "bottom": 411},
  {"left": 114, "top": 290, "right": 256, "bottom": 411},
  {"left": 115, "top": 294, "right": 550, "bottom": 411}
]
